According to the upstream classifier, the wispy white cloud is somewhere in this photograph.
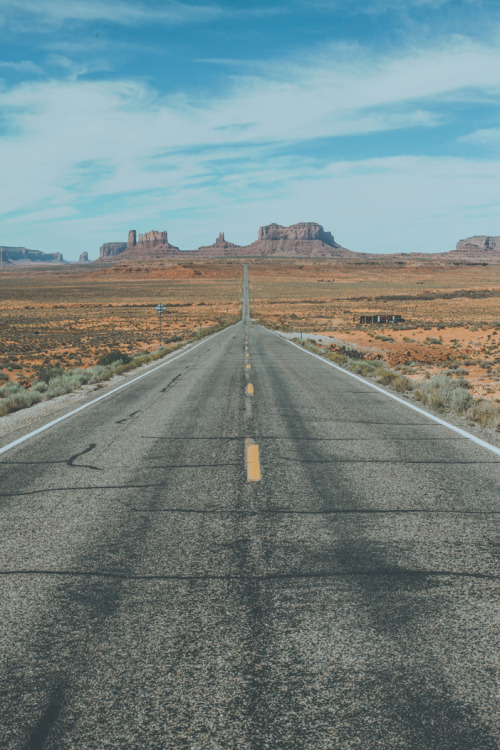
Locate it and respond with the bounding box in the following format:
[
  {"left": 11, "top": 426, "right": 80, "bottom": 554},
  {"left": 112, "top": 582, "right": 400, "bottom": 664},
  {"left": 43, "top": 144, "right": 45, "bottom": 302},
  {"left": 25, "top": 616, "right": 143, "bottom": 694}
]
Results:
[
  {"left": 0, "top": 0, "right": 284, "bottom": 31},
  {"left": 458, "top": 127, "right": 500, "bottom": 146},
  {"left": 0, "top": 60, "right": 42, "bottom": 74},
  {"left": 310, "top": 0, "right": 464, "bottom": 14},
  {"left": 0, "top": 0, "right": 223, "bottom": 30}
]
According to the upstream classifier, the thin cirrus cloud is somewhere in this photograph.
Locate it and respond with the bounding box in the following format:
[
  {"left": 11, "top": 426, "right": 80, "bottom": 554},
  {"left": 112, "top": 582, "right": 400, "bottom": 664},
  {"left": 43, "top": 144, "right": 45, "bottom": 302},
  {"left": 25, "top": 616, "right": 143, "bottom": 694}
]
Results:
[
  {"left": 309, "top": 0, "right": 458, "bottom": 13},
  {"left": 458, "top": 128, "right": 500, "bottom": 146},
  {"left": 0, "top": 0, "right": 283, "bottom": 29},
  {"left": 0, "top": 0, "right": 221, "bottom": 27},
  {"left": 0, "top": 60, "right": 43, "bottom": 74}
]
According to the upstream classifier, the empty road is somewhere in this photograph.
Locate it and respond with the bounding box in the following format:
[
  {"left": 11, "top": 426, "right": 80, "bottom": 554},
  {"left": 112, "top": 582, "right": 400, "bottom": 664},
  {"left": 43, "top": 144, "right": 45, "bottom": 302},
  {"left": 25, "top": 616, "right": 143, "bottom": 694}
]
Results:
[{"left": 1, "top": 267, "right": 499, "bottom": 749}]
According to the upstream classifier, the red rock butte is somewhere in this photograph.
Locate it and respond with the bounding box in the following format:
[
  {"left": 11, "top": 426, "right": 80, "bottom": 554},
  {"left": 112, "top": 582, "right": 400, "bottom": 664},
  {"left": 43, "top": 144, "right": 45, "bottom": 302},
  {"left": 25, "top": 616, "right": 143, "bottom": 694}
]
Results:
[
  {"left": 98, "top": 222, "right": 354, "bottom": 262},
  {"left": 99, "top": 229, "right": 180, "bottom": 261}
]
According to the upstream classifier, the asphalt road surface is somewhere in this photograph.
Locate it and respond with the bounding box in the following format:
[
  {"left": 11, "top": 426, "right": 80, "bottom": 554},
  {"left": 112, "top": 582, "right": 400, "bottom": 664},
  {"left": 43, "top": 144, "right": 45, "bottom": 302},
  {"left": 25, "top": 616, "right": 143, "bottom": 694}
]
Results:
[{"left": 1, "top": 268, "right": 499, "bottom": 749}]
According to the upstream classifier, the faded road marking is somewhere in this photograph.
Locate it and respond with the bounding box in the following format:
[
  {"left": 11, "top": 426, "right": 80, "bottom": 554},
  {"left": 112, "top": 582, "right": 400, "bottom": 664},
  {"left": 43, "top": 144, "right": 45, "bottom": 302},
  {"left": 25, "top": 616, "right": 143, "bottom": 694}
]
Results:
[{"left": 245, "top": 438, "right": 261, "bottom": 482}]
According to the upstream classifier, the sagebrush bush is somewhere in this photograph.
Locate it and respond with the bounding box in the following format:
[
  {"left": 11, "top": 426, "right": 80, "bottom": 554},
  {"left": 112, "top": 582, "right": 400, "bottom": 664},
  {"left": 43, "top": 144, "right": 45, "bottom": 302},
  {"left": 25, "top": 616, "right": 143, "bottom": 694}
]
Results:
[
  {"left": 46, "top": 375, "right": 81, "bottom": 398},
  {"left": 414, "top": 375, "right": 472, "bottom": 414},
  {"left": 0, "top": 382, "right": 26, "bottom": 398},
  {"left": 350, "top": 361, "right": 378, "bottom": 377},
  {"left": 468, "top": 400, "right": 500, "bottom": 429},
  {"left": 0, "top": 388, "right": 42, "bottom": 414},
  {"left": 72, "top": 366, "right": 112, "bottom": 385},
  {"left": 34, "top": 366, "right": 65, "bottom": 384},
  {"left": 32, "top": 381, "right": 49, "bottom": 393},
  {"left": 97, "top": 350, "right": 132, "bottom": 367},
  {"left": 375, "top": 369, "right": 412, "bottom": 392}
]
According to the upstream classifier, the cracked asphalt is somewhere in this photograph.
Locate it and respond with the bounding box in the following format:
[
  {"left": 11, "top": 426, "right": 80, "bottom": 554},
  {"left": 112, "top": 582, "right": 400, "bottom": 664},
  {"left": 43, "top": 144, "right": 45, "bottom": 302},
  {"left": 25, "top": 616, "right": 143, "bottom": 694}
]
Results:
[{"left": 0, "top": 269, "right": 499, "bottom": 749}]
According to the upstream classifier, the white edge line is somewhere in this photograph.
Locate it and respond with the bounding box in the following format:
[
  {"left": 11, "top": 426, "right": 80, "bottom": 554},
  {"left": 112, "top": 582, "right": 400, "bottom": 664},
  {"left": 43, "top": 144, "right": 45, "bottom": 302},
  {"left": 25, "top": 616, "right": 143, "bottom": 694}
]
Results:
[
  {"left": 270, "top": 330, "right": 500, "bottom": 459},
  {"left": 0, "top": 325, "right": 235, "bottom": 457}
]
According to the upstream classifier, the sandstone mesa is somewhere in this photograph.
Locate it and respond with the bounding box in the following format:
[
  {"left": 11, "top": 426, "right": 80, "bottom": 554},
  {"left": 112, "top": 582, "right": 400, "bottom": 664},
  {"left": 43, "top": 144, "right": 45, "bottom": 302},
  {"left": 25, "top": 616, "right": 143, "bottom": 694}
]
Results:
[{"left": 0, "top": 246, "right": 64, "bottom": 265}]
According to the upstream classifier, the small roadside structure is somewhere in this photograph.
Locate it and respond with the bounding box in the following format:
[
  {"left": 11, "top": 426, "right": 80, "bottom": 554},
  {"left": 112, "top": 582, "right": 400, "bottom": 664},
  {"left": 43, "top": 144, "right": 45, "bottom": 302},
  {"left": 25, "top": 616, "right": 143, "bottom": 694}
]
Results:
[{"left": 358, "top": 314, "right": 403, "bottom": 324}]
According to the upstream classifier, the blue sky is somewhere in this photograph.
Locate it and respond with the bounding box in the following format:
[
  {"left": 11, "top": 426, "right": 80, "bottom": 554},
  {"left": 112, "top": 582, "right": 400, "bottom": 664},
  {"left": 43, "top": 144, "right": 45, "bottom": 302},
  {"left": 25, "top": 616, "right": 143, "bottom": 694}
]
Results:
[{"left": 1, "top": 0, "right": 500, "bottom": 259}]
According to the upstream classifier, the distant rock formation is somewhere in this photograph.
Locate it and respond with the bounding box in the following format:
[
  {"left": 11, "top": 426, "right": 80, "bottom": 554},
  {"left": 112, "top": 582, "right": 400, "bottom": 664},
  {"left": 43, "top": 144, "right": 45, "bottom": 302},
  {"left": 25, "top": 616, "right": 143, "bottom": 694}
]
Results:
[
  {"left": 0, "top": 246, "right": 64, "bottom": 264},
  {"left": 117, "top": 228, "right": 180, "bottom": 260},
  {"left": 245, "top": 222, "right": 353, "bottom": 258},
  {"left": 450, "top": 236, "right": 500, "bottom": 258},
  {"left": 97, "top": 222, "right": 353, "bottom": 261},
  {"left": 258, "top": 222, "right": 336, "bottom": 244},
  {"left": 78, "top": 252, "right": 90, "bottom": 263},
  {"left": 99, "top": 242, "right": 127, "bottom": 260},
  {"left": 137, "top": 230, "right": 170, "bottom": 247},
  {"left": 126, "top": 228, "right": 170, "bottom": 248},
  {"left": 197, "top": 232, "right": 243, "bottom": 256},
  {"left": 98, "top": 229, "right": 180, "bottom": 261}
]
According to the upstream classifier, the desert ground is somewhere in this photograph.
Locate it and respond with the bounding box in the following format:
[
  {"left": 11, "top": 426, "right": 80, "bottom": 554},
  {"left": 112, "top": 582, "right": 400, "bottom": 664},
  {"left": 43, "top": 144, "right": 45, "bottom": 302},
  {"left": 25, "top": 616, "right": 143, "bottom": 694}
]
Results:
[
  {"left": 1, "top": 257, "right": 499, "bottom": 405},
  {"left": 249, "top": 258, "right": 500, "bottom": 403},
  {"left": 0, "top": 260, "right": 242, "bottom": 386}
]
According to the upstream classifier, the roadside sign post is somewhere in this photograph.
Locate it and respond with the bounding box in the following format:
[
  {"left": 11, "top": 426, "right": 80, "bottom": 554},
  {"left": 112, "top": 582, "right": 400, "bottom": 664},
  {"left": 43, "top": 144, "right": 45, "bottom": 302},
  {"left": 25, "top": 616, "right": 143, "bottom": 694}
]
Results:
[{"left": 155, "top": 303, "right": 167, "bottom": 348}]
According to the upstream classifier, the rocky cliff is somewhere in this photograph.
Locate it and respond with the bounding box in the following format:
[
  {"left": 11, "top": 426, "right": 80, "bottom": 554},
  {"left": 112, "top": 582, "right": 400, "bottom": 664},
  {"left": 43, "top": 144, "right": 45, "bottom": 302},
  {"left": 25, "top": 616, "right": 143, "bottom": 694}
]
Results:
[
  {"left": 99, "top": 229, "right": 180, "bottom": 261},
  {"left": 0, "top": 246, "right": 64, "bottom": 263},
  {"left": 450, "top": 236, "right": 500, "bottom": 258},
  {"left": 258, "top": 222, "right": 336, "bottom": 245},
  {"left": 137, "top": 230, "right": 170, "bottom": 247},
  {"left": 99, "top": 242, "right": 127, "bottom": 260},
  {"left": 117, "top": 228, "right": 180, "bottom": 260},
  {"left": 78, "top": 252, "right": 90, "bottom": 263},
  {"left": 245, "top": 222, "right": 353, "bottom": 258}
]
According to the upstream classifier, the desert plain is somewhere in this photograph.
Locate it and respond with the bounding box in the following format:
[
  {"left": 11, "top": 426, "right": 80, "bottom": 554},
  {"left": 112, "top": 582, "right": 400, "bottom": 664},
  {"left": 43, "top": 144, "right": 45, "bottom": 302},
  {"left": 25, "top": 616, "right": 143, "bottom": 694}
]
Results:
[{"left": 1, "top": 256, "right": 499, "bottom": 406}]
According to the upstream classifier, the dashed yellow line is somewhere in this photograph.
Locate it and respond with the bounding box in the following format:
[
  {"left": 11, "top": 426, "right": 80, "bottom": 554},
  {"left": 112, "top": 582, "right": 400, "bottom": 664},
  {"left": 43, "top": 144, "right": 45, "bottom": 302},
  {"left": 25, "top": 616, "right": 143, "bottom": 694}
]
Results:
[
  {"left": 246, "top": 363, "right": 251, "bottom": 370},
  {"left": 246, "top": 352, "right": 250, "bottom": 357},
  {"left": 245, "top": 439, "right": 261, "bottom": 482},
  {"left": 246, "top": 383, "right": 254, "bottom": 395}
]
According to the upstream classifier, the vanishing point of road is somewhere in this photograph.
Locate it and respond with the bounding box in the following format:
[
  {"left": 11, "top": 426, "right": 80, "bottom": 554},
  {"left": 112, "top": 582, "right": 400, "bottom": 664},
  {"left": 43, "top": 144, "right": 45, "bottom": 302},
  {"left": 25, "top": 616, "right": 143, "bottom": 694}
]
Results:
[{"left": 1, "top": 266, "right": 499, "bottom": 749}]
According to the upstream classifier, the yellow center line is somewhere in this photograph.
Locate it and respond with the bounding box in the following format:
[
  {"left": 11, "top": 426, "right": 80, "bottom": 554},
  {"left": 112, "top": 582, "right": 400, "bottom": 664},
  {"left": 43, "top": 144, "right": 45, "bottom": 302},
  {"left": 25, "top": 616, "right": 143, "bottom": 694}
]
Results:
[
  {"left": 246, "top": 352, "right": 250, "bottom": 357},
  {"left": 245, "top": 439, "right": 261, "bottom": 482},
  {"left": 246, "top": 383, "right": 254, "bottom": 395},
  {"left": 246, "top": 363, "right": 251, "bottom": 370}
]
